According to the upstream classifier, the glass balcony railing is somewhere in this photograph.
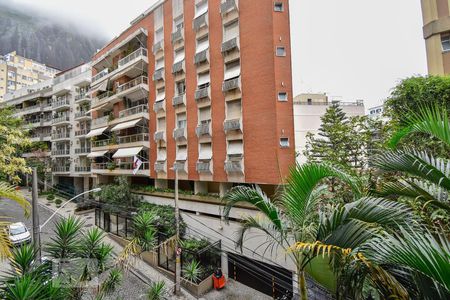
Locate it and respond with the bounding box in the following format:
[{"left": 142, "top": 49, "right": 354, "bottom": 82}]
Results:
[
  {"left": 117, "top": 133, "right": 149, "bottom": 145},
  {"left": 92, "top": 116, "right": 109, "bottom": 127},
  {"left": 75, "top": 148, "right": 91, "bottom": 154},
  {"left": 52, "top": 166, "right": 70, "bottom": 173},
  {"left": 51, "top": 149, "right": 70, "bottom": 156},
  {"left": 92, "top": 162, "right": 149, "bottom": 171},
  {"left": 75, "top": 166, "right": 91, "bottom": 172},
  {"left": 118, "top": 104, "right": 148, "bottom": 119},
  {"left": 92, "top": 68, "right": 109, "bottom": 83},
  {"left": 116, "top": 76, "right": 148, "bottom": 94},
  {"left": 118, "top": 48, "right": 148, "bottom": 68}
]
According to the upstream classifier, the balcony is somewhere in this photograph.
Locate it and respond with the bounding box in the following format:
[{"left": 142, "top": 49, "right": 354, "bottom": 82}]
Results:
[
  {"left": 92, "top": 162, "right": 150, "bottom": 176},
  {"left": 92, "top": 139, "right": 111, "bottom": 148},
  {"left": 196, "top": 161, "right": 211, "bottom": 173},
  {"left": 52, "top": 132, "right": 70, "bottom": 140},
  {"left": 92, "top": 69, "right": 109, "bottom": 83},
  {"left": 30, "top": 133, "right": 51, "bottom": 142},
  {"left": 152, "top": 39, "right": 164, "bottom": 54},
  {"left": 173, "top": 161, "right": 186, "bottom": 172},
  {"left": 115, "top": 76, "right": 149, "bottom": 101},
  {"left": 92, "top": 91, "right": 115, "bottom": 108},
  {"left": 154, "top": 131, "right": 165, "bottom": 142},
  {"left": 220, "top": 0, "right": 238, "bottom": 14},
  {"left": 51, "top": 149, "right": 70, "bottom": 156},
  {"left": 154, "top": 161, "right": 166, "bottom": 173},
  {"left": 75, "top": 166, "right": 91, "bottom": 173},
  {"left": 224, "top": 118, "right": 242, "bottom": 132},
  {"left": 171, "top": 29, "right": 184, "bottom": 44},
  {"left": 153, "top": 68, "right": 165, "bottom": 81},
  {"left": 172, "top": 61, "right": 185, "bottom": 74},
  {"left": 196, "top": 121, "right": 211, "bottom": 137},
  {"left": 172, "top": 94, "right": 186, "bottom": 106},
  {"left": 153, "top": 100, "right": 165, "bottom": 113},
  {"left": 75, "top": 129, "right": 90, "bottom": 137},
  {"left": 52, "top": 166, "right": 70, "bottom": 173},
  {"left": 173, "top": 127, "right": 187, "bottom": 140},
  {"left": 194, "top": 50, "right": 209, "bottom": 65},
  {"left": 222, "top": 76, "right": 241, "bottom": 92},
  {"left": 225, "top": 160, "right": 243, "bottom": 174},
  {"left": 75, "top": 93, "right": 91, "bottom": 103},
  {"left": 195, "top": 86, "right": 211, "bottom": 101},
  {"left": 193, "top": 13, "right": 208, "bottom": 31},
  {"left": 117, "top": 133, "right": 149, "bottom": 145},
  {"left": 75, "top": 110, "right": 91, "bottom": 121},
  {"left": 52, "top": 115, "right": 70, "bottom": 125},
  {"left": 52, "top": 98, "right": 70, "bottom": 110},
  {"left": 91, "top": 115, "right": 109, "bottom": 128},
  {"left": 118, "top": 104, "right": 148, "bottom": 119},
  {"left": 118, "top": 47, "right": 148, "bottom": 68},
  {"left": 75, "top": 148, "right": 91, "bottom": 155},
  {"left": 221, "top": 37, "right": 239, "bottom": 53}
]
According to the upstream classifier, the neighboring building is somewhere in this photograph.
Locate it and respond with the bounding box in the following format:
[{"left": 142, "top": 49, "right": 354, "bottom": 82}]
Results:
[
  {"left": 420, "top": 0, "right": 450, "bottom": 74},
  {"left": 368, "top": 104, "right": 384, "bottom": 119},
  {"left": 0, "top": 51, "right": 59, "bottom": 102},
  {"left": 5, "top": 63, "right": 92, "bottom": 196},
  {"left": 293, "top": 93, "right": 365, "bottom": 164}
]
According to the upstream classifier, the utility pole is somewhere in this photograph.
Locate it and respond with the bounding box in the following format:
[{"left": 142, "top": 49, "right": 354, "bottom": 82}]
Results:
[
  {"left": 174, "top": 168, "right": 181, "bottom": 295},
  {"left": 31, "top": 168, "right": 41, "bottom": 262}
]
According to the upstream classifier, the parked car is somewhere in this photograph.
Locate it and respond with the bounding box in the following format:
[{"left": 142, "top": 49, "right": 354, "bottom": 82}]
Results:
[{"left": 7, "top": 222, "right": 31, "bottom": 246}]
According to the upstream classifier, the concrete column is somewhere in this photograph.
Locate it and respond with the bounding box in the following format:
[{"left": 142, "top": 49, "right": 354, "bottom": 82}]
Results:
[
  {"left": 155, "top": 179, "right": 168, "bottom": 189},
  {"left": 221, "top": 250, "right": 229, "bottom": 278},
  {"left": 194, "top": 181, "right": 208, "bottom": 195},
  {"left": 83, "top": 177, "right": 90, "bottom": 199},
  {"left": 219, "top": 182, "right": 233, "bottom": 198}
]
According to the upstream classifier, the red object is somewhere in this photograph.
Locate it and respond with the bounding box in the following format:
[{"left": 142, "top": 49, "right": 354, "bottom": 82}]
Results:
[{"left": 213, "top": 274, "right": 226, "bottom": 290}]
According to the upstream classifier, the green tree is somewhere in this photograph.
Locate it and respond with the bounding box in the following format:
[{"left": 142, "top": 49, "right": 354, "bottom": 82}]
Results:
[{"left": 97, "top": 176, "right": 142, "bottom": 214}]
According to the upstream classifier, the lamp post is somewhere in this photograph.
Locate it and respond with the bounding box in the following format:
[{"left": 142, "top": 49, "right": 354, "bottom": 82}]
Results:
[{"left": 171, "top": 166, "right": 181, "bottom": 295}]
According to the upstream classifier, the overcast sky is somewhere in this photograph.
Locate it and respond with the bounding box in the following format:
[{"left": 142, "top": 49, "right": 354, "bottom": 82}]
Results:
[{"left": 7, "top": 0, "right": 428, "bottom": 109}]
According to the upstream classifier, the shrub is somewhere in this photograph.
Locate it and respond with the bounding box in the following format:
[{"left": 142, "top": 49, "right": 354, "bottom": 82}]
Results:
[
  {"left": 182, "top": 260, "right": 203, "bottom": 284},
  {"left": 55, "top": 198, "right": 62, "bottom": 206},
  {"left": 47, "top": 194, "right": 55, "bottom": 201}
]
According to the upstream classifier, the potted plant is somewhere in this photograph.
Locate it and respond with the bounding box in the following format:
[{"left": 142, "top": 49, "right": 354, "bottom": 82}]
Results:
[
  {"left": 182, "top": 260, "right": 203, "bottom": 284},
  {"left": 55, "top": 198, "right": 62, "bottom": 208},
  {"left": 47, "top": 194, "right": 55, "bottom": 203},
  {"left": 107, "top": 161, "right": 117, "bottom": 171}
]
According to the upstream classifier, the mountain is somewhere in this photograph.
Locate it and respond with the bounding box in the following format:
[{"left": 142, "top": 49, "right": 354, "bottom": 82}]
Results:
[{"left": 0, "top": 4, "right": 107, "bottom": 71}]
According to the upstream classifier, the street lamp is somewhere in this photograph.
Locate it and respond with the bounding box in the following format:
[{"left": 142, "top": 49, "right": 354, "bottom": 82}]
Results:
[{"left": 170, "top": 166, "right": 181, "bottom": 295}]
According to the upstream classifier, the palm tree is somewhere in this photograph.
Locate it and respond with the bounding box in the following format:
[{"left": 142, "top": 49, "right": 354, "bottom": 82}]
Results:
[
  {"left": 0, "top": 182, "right": 30, "bottom": 259},
  {"left": 223, "top": 163, "right": 364, "bottom": 299}
]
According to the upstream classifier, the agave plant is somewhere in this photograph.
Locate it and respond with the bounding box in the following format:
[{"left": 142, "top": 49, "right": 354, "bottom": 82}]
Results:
[
  {"left": 45, "top": 216, "right": 84, "bottom": 259},
  {"left": 182, "top": 260, "right": 203, "bottom": 284},
  {"left": 146, "top": 280, "right": 167, "bottom": 300}
]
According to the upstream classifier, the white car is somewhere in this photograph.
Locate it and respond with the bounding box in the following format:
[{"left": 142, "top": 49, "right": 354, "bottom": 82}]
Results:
[{"left": 8, "top": 222, "right": 31, "bottom": 247}]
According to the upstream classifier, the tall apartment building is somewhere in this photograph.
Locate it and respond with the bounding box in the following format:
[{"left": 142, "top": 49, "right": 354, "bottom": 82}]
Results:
[
  {"left": 0, "top": 51, "right": 59, "bottom": 102},
  {"left": 5, "top": 64, "right": 93, "bottom": 195},
  {"left": 89, "top": 0, "right": 295, "bottom": 195},
  {"left": 293, "top": 93, "right": 365, "bottom": 164},
  {"left": 421, "top": 0, "right": 450, "bottom": 74}
]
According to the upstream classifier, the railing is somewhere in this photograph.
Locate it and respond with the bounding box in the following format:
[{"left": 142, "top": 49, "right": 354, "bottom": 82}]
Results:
[
  {"left": 118, "top": 47, "right": 148, "bottom": 68},
  {"left": 75, "top": 166, "right": 91, "bottom": 172},
  {"left": 153, "top": 68, "right": 165, "bottom": 81},
  {"left": 52, "top": 115, "right": 70, "bottom": 124},
  {"left": 172, "top": 61, "right": 184, "bottom": 74},
  {"left": 75, "top": 148, "right": 91, "bottom": 154},
  {"left": 52, "top": 132, "right": 70, "bottom": 140},
  {"left": 52, "top": 98, "right": 70, "bottom": 109},
  {"left": 22, "top": 104, "right": 40, "bottom": 112},
  {"left": 221, "top": 37, "right": 239, "bottom": 53},
  {"left": 222, "top": 76, "right": 241, "bottom": 92},
  {"left": 195, "top": 86, "right": 210, "bottom": 100},
  {"left": 75, "top": 93, "right": 90, "bottom": 102},
  {"left": 220, "top": 0, "right": 238, "bottom": 14},
  {"left": 224, "top": 118, "right": 241, "bottom": 131},
  {"left": 225, "top": 160, "right": 243, "bottom": 173},
  {"left": 52, "top": 166, "right": 70, "bottom": 173},
  {"left": 196, "top": 161, "right": 211, "bottom": 173},
  {"left": 118, "top": 104, "right": 148, "bottom": 119},
  {"left": 154, "top": 161, "right": 166, "bottom": 172},
  {"left": 75, "top": 111, "right": 91, "bottom": 119},
  {"left": 152, "top": 40, "right": 164, "bottom": 54},
  {"left": 196, "top": 121, "right": 211, "bottom": 136},
  {"left": 153, "top": 100, "right": 165, "bottom": 112},
  {"left": 171, "top": 29, "right": 184, "bottom": 43},
  {"left": 173, "top": 127, "right": 186, "bottom": 140},
  {"left": 194, "top": 50, "right": 208, "bottom": 65},
  {"left": 193, "top": 13, "right": 208, "bottom": 31},
  {"left": 294, "top": 100, "right": 365, "bottom": 106},
  {"left": 92, "top": 162, "right": 150, "bottom": 171},
  {"left": 116, "top": 76, "right": 148, "bottom": 94},
  {"left": 173, "top": 161, "right": 186, "bottom": 172},
  {"left": 172, "top": 94, "right": 185, "bottom": 106},
  {"left": 51, "top": 149, "right": 70, "bottom": 156},
  {"left": 92, "top": 68, "right": 109, "bottom": 83},
  {"left": 117, "top": 133, "right": 149, "bottom": 145},
  {"left": 154, "top": 131, "right": 165, "bottom": 142},
  {"left": 75, "top": 129, "right": 90, "bottom": 136},
  {"left": 92, "top": 139, "right": 111, "bottom": 148},
  {"left": 92, "top": 116, "right": 109, "bottom": 127}
]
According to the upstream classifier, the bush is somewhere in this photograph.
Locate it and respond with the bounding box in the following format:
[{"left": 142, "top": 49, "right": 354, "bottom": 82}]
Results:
[
  {"left": 139, "top": 203, "right": 187, "bottom": 238},
  {"left": 47, "top": 194, "right": 55, "bottom": 201},
  {"left": 55, "top": 198, "right": 62, "bottom": 206}
]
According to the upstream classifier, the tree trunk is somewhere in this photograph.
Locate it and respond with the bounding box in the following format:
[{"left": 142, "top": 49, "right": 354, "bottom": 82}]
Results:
[{"left": 298, "top": 270, "right": 308, "bottom": 300}]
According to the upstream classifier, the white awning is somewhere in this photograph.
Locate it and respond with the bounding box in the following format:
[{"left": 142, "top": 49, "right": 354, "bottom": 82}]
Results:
[
  {"left": 87, "top": 150, "right": 108, "bottom": 158},
  {"left": 87, "top": 102, "right": 109, "bottom": 113},
  {"left": 112, "top": 147, "right": 143, "bottom": 158},
  {"left": 89, "top": 80, "right": 108, "bottom": 95},
  {"left": 224, "top": 65, "right": 241, "bottom": 80},
  {"left": 156, "top": 92, "right": 166, "bottom": 102},
  {"left": 86, "top": 127, "right": 108, "bottom": 138},
  {"left": 110, "top": 119, "right": 141, "bottom": 132}
]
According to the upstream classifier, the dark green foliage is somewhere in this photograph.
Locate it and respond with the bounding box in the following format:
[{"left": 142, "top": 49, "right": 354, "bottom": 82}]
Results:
[
  {"left": 139, "top": 203, "right": 186, "bottom": 237},
  {"left": 98, "top": 176, "right": 143, "bottom": 213}
]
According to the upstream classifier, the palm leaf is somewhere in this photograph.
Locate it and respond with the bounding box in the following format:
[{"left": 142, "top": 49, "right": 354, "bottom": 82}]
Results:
[{"left": 0, "top": 182, "right": 30, "bottom": 217}]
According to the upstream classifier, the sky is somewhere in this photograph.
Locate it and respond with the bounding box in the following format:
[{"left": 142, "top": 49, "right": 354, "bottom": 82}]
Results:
[{"left": 5, "top": 0, "right": 428, "bottom": 109}]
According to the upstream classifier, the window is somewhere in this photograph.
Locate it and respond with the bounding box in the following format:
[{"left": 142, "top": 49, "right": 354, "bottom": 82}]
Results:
[
  {"left": 174, "top": 48, "right": 185, "bottom": 63},
  {"left": 307, "top": 98, "right": 312, "bottom": 105},
  {"left": 156, "top": 87, "right": 166, "bottom": 102},
  {"left": 199, "top": 142, "right": 212, "bottom": 160},
  {"left": 157, "top": 117, "right": 166, "bottom": 131},
  {"left": 176, "top": 145, "right": 187, "bottom": 161},
  {"left": 280, "top": 138, "right": 289, "bottom": 148},
  {"left": 274, "top": 2, "right": 284, "bottom": 12},
  {"left": 177, "top": 112, "right": 187, "bottom": 128},
  {"left": 227, "top": 140, "right": 243, "bottom": 157},
  {"left": 278, "top": 92, "right": 288, "bottom": 101},
  {"left": 154, "top": 5, "right": 164, "bottom": 30},
  {"left": 224, "top": 59, "right": 241, "bottom": 80},
  {"left": 174, "top": 15, "right": 184, "bottom": 31},
  {"left": 176, "top": 80, "right": 186, "bottom": 95},
  {"left": 197, "top": 72, "right": 210, "bottom": 89},
  {"left": 7, "top": 71, "right": 15, "bottom": 78},
  {"left": 196, "top": 35, "right": 209, "bottom": 53},
  {"left": 227, "top": 99, "right": 242, "bottom": 119},
  {"left": 199, "top": 106, "right": 211, "bottom": 122},
  {"left": 441, "top": 33, "right": 450, "bottom": 52},
  {"left": 155, "top": 58, "right": 164, "bottom": 70},
  {"left": 195, "top": 0, "right": 208, "bottom": 18},
  {"left": 172, "top": 0, "right": 184, "bottom": 18},
  {"left": 276, "top": 46, "right": 286, "bottom": 56},
  {"left": 223, "top": 20, "right": 239, "bottom": 42},
  {"left": 155, "top": 28, "right": 164, "bottom": 43}
]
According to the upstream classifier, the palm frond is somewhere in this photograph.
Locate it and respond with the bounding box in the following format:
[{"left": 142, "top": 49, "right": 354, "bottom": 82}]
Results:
[
  {"left": 389, "top": 105, "right": 450, "bottom": 148},
  {"left": 0, "top": 182, "right": 30, "bottom": 217}
]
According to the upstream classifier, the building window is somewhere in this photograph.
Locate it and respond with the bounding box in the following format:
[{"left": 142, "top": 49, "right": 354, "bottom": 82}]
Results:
[
  {"left": 197, "top": 71, "right": 210, "bottom": 89},
  {"left": 155, "top": 58, "right": 164, "bottom": 70},
  {"left": 307, "top": 98, "right": 312, "bottom": 105},
  {"left": 441, "top": 33, "right": 450, "bottom": 52},
  {"left": 223, "top": 20, "right": 239, "bottom": 42},
  {"left": 195, "top": 0, "right": 208, "bottom": 18},
  {"left": 196, "top": 35, "right": 209, "bottom": 53},
  {"left": 274, "top": 2, "right": 284, "bottom": 12},
  {"left": 155, "top": 28, "right": 164, "bottom": 44},
  {"left": 280, "top": 138, "right": 289, "bottom": 148},
  {"left": 276, "top": 46, "right": 286, "bottom": 57},
  {"left": 176, "top": 80, "right": 186, "bottom": 95},
  {"left": 174, "top": 48, "right": 185, "bottom": 64},
  {"left": 278, "top": 92, "right": 288, "bottom": 101},
  {"left": 177, "top": 112, "right": 187, "bottom": 128},
  {"left": 224, "top": 59, "right": 241, "bottom": 81}
]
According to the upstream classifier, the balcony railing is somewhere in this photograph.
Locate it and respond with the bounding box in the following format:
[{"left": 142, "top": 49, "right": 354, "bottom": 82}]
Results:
[
  {"left": 52, "top": 98, "right": 70, "bottom": 109},
  {"left": 52, "top": 115, "right": 70, "bottom": 124},
  {"left": 75, "top": 111, "right": 91, "bottom": 119},
  {"left": 52, "top": 132, "right": 70, "bottom": 140},
  {"left": 172, "top": 94, "right": 186, "bottom": 106},
  {"left": 117, "top": 133, "right": 149, "bottom": 145},
  {"left": 225, "top": 160, "right": 243, "bottom": 173},
  {"left": 92, "top": 91, "right": 115, "bottom": 107},
  {"left": 173, "top": 161, "right": 186, "bottom": 172},
  {"left": 173, "top": 127, "right": 186, "bottom": 140},
  {"left": 196, "top": 161, "right": 211, "bottom": 173},
  {"left": 51, "top": 149, "right": 70, "bottom": 156},
  {"left": 92, "top": 162, "right": 150, "bottom": 171},
  {"left": 154, "top": 161, "right": 166, "bottom": 172},
  {"left": 221, "top": 37, "right": 239, "bottom": 53},
  {"left": 92, "top": 139, "right": 110, "bottom": 148},
  {"left": 116, "top": 76, "right": 148, "bottom": 94},
  {"left": 75, "top": 166, "right": 91, "bottom": 172},
  {"left": 52, "top": 166, "right": 70, "bottom": 173},
  {"left": 193, "top": 13, "right": 208, "bottom": 31},
  {"left": 92, "top": 69, "right": 109, "bottom": 83},
  {"left": 22, "top": 104, "right": 40, "bottom": 112},
  {"left": 153, "top": 68, "right": 165, "bottom": 81},
  {"left": 75, "top": 148, "right": 91, "bottom": 154},
  {"left": 195, "top": 86, "right": 210, "bottom": 100},
  {"left": 224, "top": 118, "right": 242, "bottom": 131},
  {"left": 118, "top": 47, "right": 148, "bottom": 68},
  {"left": 171, "top": 29, "right": 184, "bottom": 43},
  {"left": 194, "top": 50, "right": 208, "bottom": 65},
  {"left": 220, "top": 0, "right": 238, "bottom": 14},
  {"left": 222, "top": 76, "right": 241, "bottom": 92},
  {"left": 118, "top": 104, "right": 148, "bottom": 119},
  {"left": 75, "top": 93, "right": 90, "bottom": 102},
  {"left": 75, "top": 129, "right": 90, "bottom": 137},
  {"left": 154, "top": 131, "right": 165, "bottom": 142},
  {"left": 152, "top": 40, "right": 164, "bottom": 54},
  {"left": 172, "top": 61, "right": 184, "bottom": 74},
  {"left": 92, "top": 116, "right": 109, "bottom": 127},
  {"left": 153, "top": 100, "right": 165, "bottom": 113},
  {"left": 196, "top": 121, "right": 211, "bottom": 137}
]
